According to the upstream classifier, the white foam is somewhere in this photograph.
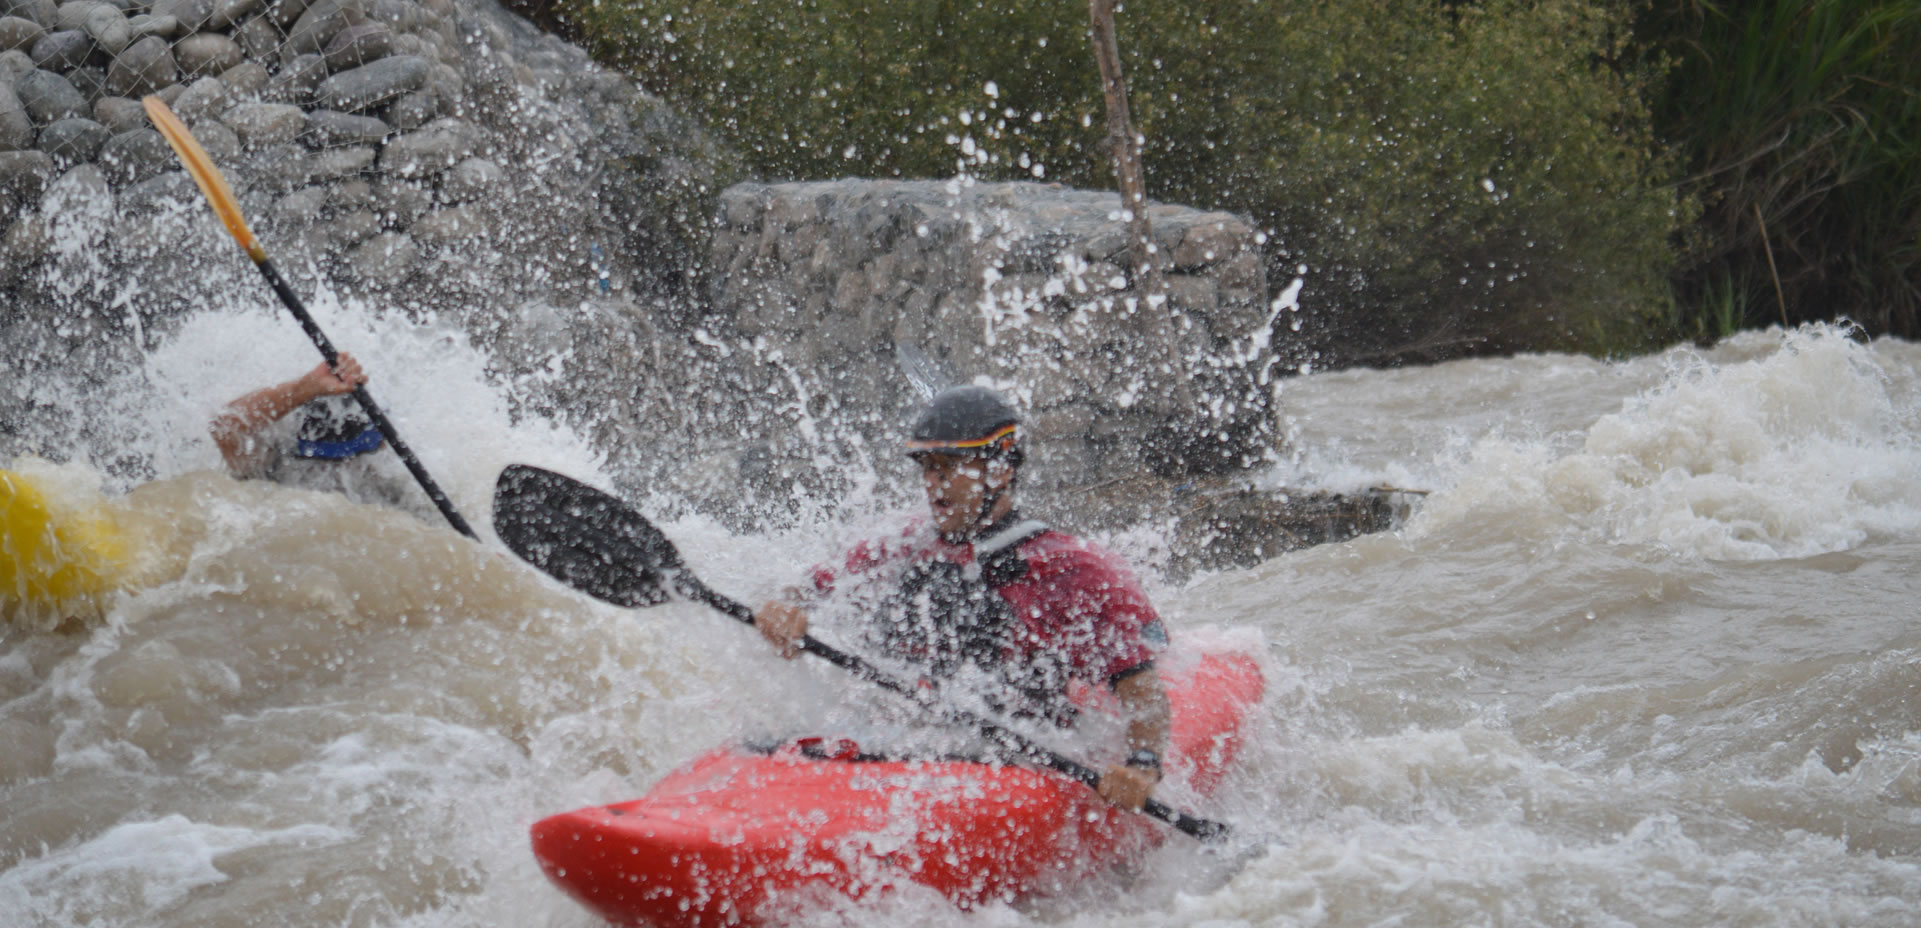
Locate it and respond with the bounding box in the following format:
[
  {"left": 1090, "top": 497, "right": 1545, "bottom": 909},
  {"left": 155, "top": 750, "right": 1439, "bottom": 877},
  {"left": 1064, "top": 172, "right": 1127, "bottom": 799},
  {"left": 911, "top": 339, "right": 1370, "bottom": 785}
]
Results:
[
  {"left": 1409, "top": 325, "right": 1921, "bottom": 559},
  {"left": 0, "top": 814, "right": 349, "bottom": 925}
]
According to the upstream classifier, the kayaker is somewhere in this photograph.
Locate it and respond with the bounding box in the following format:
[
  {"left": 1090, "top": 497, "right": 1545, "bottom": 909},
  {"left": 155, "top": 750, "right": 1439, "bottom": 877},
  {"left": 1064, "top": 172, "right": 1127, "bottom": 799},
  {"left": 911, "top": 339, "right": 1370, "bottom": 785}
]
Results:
[
  {"left": 755, "top": 385, "right": 1173, "bottom": 811},
  {"left": 209, "top": 353, "right": 415, "bottom": 510}
]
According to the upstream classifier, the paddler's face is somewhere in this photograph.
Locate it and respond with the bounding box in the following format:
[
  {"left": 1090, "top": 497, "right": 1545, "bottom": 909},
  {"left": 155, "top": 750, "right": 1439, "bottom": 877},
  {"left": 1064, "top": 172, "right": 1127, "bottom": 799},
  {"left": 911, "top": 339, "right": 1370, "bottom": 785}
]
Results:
[{"left": 918, "top": 453, "right": 1005, "bottom": 537}]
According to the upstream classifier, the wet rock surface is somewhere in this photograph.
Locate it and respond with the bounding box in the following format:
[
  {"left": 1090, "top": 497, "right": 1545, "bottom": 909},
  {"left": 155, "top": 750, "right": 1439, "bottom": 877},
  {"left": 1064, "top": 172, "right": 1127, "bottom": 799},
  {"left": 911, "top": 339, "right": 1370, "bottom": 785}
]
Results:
[
  {"left": 0, "top": 0, "right": 1370, "bottom": 562},
  {"left": 703, "top": 180, "right": 1282, "bottom": 500}
]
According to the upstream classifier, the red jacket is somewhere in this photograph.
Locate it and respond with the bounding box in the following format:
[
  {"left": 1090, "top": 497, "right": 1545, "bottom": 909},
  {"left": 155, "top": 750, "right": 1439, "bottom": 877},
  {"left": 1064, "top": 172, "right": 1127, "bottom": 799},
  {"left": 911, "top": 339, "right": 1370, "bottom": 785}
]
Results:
[{"left": 807, "top": 521, "right": 1165, "bottom": 694}]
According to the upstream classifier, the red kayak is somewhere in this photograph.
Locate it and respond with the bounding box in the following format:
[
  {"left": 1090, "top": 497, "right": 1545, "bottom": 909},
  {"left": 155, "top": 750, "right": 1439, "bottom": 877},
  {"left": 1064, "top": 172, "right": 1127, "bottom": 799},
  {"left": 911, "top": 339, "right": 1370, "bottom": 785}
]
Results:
[{"left": 530, "top": 651, "right": 1264, "bottom": 926}]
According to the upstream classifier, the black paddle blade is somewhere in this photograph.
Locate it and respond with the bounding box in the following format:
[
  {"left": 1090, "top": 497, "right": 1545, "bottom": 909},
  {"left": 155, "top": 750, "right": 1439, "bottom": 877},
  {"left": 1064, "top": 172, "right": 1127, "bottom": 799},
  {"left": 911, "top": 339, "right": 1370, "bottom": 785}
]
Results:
[{"left": 493, "top": 464, "right": 685, "bottom": 608}]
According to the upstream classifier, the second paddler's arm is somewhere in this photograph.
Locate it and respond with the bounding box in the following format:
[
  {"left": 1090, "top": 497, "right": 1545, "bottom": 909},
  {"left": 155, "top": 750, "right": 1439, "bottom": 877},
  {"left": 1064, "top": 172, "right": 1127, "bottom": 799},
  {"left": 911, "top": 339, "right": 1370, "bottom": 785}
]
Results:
[{"left": 210, "top": 354, "right": 367, "bottom": 471}]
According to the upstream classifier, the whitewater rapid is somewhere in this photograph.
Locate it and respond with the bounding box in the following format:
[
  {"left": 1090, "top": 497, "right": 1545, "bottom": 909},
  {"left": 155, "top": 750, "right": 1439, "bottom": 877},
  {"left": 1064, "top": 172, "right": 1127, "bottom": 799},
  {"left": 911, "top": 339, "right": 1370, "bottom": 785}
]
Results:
[{"left": 5, "top": 318, "right": 1921, "bottom": 926}]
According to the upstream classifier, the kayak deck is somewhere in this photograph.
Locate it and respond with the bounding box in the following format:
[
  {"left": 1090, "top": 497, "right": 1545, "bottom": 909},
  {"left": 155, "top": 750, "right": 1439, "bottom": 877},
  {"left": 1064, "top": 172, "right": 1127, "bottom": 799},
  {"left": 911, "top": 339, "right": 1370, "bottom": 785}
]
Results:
[{"left": 531, "top": 651, "right": 1263, "bottom": 927}]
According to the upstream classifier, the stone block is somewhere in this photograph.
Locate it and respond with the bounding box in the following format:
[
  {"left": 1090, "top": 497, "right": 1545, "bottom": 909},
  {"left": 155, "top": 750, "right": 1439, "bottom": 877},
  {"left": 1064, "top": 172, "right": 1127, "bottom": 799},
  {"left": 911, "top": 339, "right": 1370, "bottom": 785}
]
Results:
[
  {"left": 407, "top": 203, "right": 475, "bottom": 246},
  {"left": 346, "top": 229, "right": 414, "bottom": 287},
  {"left": 0, "top": 48, "right": 30, "bottom": 82},
  {"left": 0, "top": 0, "right": 52, "bottom": 28},
  {"left": 378, "top": 84, "right": 431, "bottom": 129},
  {"left": 205, "top": 0, "right": 259, "bottom": 30},
  {"left": 103, "top": 34, "right": 172, "bottom": 97},
  {"left": 89, "top": 93, "right": 137, "bottom": 131},
  {"left": 116, "top": 167, "right": 190, "bottom": 213},
  {"left": 28, "top": 29, "right": 87, "bottom": 72},
  {"left": 0, "top": 212, "right": 50, "bottom": 286},
  {"left": 125, "top": 13, "right": 176, "bottom": 39},
  {"left": 236, "top": 140, "right": 304, "bottom": 190},
  {"left": 14, "top": 67, "right": 83, "bottom": 123},
  {"left": 283, "top": 0, "right": 359, "bottom": 58},
  {"left": 0, "top": 81, "right": 27, "bottom": 148},
  {"left": 732, "top": 277, "right": 802, "bottom": 336},
  {"left": 321, "top": 205, "right": 375, "bottom": 246},
  {"left": 1209, "top": 251, "right": 1263, "bottom": 296},
  {"left": 302, "top": 108, "right": 386, "bottom": 147},
  {"left": 367, "top": 0, "right": 410, "bottom": 27},
  {"left": 74, "top": 3, "right": 127, "bottom": 55},
  {"left": 369, "top": 176, "right": 426, "bottom": 225},
  {"left": 321, "top": 21, "right": 389, "bottom": 71},
  {"left": 774, "top": 220, "right": 819, "bottom": 265},
  {"left": 260, "top": 0, "right": 304, "bottom": 29},
  {"left": 0, "top": 15, "right": 43, "bottom": 51},
  {"left": 312, "top": 53, "right": 425, "bottom": 113},
  {"left": 218, "top": 60, "right": 267, "bottom": 97},
  {"left": 1165, "top": 274, "right": 1218, "bottom": 314},
  {"left": 374, "top": 116, "right": 470, "bottom": 177},
  {"left": 260, "top": 52, "right": 323, "bottom": 104},
  {"left": 173, "top": 33, "right": 241, "bottom": 79},
  {"left": 300, "top": 143, "right": 369, "bottom": 181},
  {"left": 187, "top": 116, "right": 236, "bottom": 159},
  {"left": 436, "top": 154, "right": 495, "bottom": 203},
  {"left": 169, "top": 75, "right": 230, "bottom": 123},
  {"left": 94, "top": 125, "right": 168, "bottom": 184},
  {"left": 148, "top": 0, "right": 212, "bottom": 32},
  {"left": 220, "top": 100, "right": 304, "bottom": 149},
  {"left": 232, "top": 14, "right": 278, "bottom": 62},
  {"left": 269, "top": 184, "right": 324, "bottom": 226},
  {"left": 1171, "top": 214, "right": 1250, "bottom": 269},
  {"left": 324, "top": 175, "right": 370, "bottom": 210},
  {"left": 0, "top": 146, "right": 52, "bottom": 197},
  {"left": 39, "top": 161, "right": 110, "bottom": 241},
  {"left": 62, "top": 62, "right": 100, "bottom": 101},
  {"left": 829, "top": 267, "right": 868, "bottom": 315}
]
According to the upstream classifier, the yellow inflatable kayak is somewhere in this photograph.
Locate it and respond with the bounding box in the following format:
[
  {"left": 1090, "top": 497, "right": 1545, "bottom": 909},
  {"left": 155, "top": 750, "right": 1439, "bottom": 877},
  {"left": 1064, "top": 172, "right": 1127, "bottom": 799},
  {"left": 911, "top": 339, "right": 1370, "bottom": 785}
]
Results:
[{"left": 1, "top": 462, "right": 133, "bottom": 622}]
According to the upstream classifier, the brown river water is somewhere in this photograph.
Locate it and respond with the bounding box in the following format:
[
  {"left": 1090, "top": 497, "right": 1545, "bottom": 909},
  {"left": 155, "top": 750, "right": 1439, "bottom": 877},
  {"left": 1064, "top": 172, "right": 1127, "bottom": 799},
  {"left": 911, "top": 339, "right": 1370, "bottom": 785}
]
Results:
[{"left": 4, "top": 317, "right": 1920, "bottom": 926}]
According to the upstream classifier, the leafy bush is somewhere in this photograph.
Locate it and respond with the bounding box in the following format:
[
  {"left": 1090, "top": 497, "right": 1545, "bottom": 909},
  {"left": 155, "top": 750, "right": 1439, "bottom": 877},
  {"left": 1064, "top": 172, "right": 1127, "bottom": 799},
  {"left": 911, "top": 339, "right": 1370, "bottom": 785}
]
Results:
[
  {"left": 569, "top": 0, "right": 1692, "bottom": 361},
  {"left": 1644, "top": 0, "right": 1921, "bottom": 342},
  {"left": 1139, "top": 0, "right": 1692, "bottom": 362}
]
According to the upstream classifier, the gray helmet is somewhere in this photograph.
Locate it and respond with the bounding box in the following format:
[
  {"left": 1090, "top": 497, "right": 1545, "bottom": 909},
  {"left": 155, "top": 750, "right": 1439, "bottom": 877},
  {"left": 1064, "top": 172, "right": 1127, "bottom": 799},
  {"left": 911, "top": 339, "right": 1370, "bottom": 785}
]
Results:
[{"left": 906, "top": 386, "right": 1022, "bottom": 467}]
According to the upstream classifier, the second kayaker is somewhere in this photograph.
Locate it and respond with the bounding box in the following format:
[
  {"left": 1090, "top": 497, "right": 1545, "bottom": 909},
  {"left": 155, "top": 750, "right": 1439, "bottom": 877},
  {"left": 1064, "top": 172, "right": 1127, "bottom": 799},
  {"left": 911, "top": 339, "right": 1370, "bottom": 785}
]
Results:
[
  {"left": 754, "top": 384, "right": 1172, "bottom": 811},
  {"left": 209, "top": 353, "right": 420, "bottom": 513}
]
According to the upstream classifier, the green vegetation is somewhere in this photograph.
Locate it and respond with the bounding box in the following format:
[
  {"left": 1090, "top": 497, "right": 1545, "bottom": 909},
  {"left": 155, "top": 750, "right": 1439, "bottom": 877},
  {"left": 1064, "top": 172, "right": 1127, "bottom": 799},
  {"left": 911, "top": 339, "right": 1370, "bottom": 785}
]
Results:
[
  {"left": 563, "top": 0, "right": 1917, "bottom": 361},
  {"left": 1644, "top": 0, "right": 1920, "bottom": 343},
  {"left": 1136, "top": 0, "right": 1688, "bottom": 362}
]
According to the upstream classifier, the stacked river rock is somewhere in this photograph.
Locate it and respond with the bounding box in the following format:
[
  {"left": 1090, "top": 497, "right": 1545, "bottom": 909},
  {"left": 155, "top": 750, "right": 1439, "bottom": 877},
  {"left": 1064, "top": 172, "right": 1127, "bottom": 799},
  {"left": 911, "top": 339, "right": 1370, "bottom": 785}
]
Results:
[
  {"left": 0, "top": 0, "right": 728, "bottom": 471},
  {"left": 0, "top": 0, "right": 1340, "bottom": 548},
  {"left": 0, "top": 0, "right": 719, "bottom": 337},
  {"left": 700, "top": 180, "right": 1283, "bottom": 506},
  {"left": 2, "top": 0, "right": 491, "bottom": 228}
]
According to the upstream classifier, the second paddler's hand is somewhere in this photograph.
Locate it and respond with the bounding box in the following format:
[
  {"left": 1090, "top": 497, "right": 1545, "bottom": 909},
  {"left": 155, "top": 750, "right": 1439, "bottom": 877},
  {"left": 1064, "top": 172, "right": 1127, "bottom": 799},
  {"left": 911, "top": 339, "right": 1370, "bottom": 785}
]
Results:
[
  {"left": 298, "top": 352, "right": 367, "bottom": 401},
  {"left": 1095, "top": 763, "right": 1160, "bottom": 811},
  {"left": 754, "top": 599, "right": 808, "bottom": 659}
]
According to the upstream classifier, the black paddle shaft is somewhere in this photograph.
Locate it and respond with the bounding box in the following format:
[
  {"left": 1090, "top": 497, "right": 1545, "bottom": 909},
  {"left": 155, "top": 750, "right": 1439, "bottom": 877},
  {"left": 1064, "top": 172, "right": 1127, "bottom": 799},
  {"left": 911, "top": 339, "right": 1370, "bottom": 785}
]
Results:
[
  {"left": 491, "top": 463, "right": 1229, "bottom": 842},
  {"left": 254, "top": 258, "right": 477, "bottom": 540}
]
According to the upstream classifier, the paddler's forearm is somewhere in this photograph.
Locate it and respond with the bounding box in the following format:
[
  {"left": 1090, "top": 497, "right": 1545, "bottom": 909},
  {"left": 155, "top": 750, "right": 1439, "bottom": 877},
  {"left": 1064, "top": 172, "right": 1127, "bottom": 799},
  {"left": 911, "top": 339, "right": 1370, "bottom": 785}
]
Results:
[
  {"left": 1115, "top": 667, "right": 1171, "bottom": 756},
  {"left": 211, "top": 377, "right": 322, "bottom": 467},
  {"left": 1096, "top": 667, "right": 1171, "bottom": 811}
]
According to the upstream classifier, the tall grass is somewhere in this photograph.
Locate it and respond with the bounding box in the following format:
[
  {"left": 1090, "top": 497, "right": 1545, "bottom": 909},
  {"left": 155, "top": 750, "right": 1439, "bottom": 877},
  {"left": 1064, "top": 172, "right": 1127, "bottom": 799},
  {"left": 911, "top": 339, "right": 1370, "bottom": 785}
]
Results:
[{"left": 1647, "top": 0, "right": 1921, "bottom": 338}]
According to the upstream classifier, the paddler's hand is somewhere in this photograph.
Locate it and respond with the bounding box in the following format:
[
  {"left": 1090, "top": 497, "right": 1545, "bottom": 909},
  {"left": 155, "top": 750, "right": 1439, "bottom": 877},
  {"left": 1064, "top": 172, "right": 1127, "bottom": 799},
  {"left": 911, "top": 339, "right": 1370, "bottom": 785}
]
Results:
[
  {"left": 1096, "top": 763, "right": 1160, "bottom": 811},
  {"left": 297, "top": 352, "right": 367, "bottom": 401},
  {"left": 754, "top": 599, "right": 808, "bottom": 659}
]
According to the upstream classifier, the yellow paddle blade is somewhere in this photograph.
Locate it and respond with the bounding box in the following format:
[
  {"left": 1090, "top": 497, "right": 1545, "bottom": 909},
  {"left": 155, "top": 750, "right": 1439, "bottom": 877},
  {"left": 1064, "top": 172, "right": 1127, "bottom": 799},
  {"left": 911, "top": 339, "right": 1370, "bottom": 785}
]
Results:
[
  {"left": 142, "top": 95, "right": 265, "bottom": 263},
  {"left": 1, "top": 465, "right": 131, "bottom": 621}
]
